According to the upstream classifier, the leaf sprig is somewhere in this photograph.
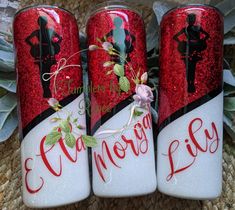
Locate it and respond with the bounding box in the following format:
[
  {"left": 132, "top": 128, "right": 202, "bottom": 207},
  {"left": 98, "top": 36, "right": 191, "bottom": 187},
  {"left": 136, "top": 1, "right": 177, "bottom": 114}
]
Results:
[
  {"left": 45, "top": 103, "right": 97, "bottom": 148},
  {"left": 90, "top": 41, "right": 142, "bottom": 93}
]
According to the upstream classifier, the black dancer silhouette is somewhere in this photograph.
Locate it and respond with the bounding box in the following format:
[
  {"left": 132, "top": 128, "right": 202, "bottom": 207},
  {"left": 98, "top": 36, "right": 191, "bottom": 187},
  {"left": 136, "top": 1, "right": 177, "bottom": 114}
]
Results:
[
  {"left": 25, "top": 16, "right": 62, "bottom": 98},
  {"left": 103, "top": 17, "right": 135, "bottom": 66},
  {"left": 173, "top": 13, "right": 209, "bottom": 93}
]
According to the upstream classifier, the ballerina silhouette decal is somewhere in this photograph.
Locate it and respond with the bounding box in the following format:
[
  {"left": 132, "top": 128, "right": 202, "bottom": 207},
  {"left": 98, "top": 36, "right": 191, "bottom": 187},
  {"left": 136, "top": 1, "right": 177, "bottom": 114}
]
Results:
[
  {"left": 103, "top": 17, "right": 135, "bottom": 66},
  {"left": 25, "top": 16, "right": 62, "bottom": 98},
  {"left": 173, "top": 13, "right": 209, "bottom": 93}
]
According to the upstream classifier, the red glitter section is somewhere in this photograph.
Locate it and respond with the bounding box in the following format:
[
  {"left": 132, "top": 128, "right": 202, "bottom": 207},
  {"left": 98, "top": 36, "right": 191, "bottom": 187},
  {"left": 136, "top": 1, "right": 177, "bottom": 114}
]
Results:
[
  {"left": 158, "top": 6, "right": 223, "bottom": 125},
  {"left": 86, "top": 9, "right": 147, "bottom": 129},
  {"left": 14, "top": 7, "right": 82, "bottom": 130}
]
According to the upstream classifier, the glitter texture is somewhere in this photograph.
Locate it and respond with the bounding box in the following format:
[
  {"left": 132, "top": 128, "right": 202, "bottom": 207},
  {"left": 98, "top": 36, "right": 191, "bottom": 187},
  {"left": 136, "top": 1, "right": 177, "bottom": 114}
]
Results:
[
  {"left": 86, "top": 8, "right": 147, "bottom": 130},
  {"left": 158, "top": 5, "right": 223, "bottom": 125},
  {"left": 14, "top": 6, "right": 82, "bottom": 131}
]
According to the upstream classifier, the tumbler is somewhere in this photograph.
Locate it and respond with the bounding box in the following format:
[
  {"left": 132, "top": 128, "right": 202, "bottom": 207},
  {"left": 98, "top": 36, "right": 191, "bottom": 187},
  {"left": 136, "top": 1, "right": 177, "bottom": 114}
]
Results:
[
  {"left": 14, "top": 5, "right": 90, "bottom": 207},
  {"left": 157, "top": 5, "right": 224, "bottom": 199},
  {"left": 86, "top": 1, "right": 157, "bottom": 197}
]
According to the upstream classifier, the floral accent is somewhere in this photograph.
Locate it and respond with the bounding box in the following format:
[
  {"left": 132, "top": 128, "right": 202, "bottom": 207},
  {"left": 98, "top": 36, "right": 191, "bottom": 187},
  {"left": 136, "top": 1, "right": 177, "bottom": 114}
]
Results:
[
  {"left": 140, "top": 72, "right": 148, "bottom": 84},
  {"left": 48, "top": 98, "right": 59, "bottom": 107},
  {"left": 133, "top": 109, "right": 143, "bottom": 117},
  {"left": 133, "top": 84, "right": 154, "bottom": 107},
  {"left": 45, "top": 98, "right": 97, "bottom": 148},
  {"left": 88, "top": 40, "right": 154, "bottom": 137},
  {"left": 89, "top": 40, "right": 140, "bottom": 92},
  {"left": 102, "top": 42, "right": 113, "bottom": 51},
  {"left": 41, "top": 46, "right": 101, "bottom": 148},
  {"left": 89, "top": 45, "right": 98, "bottom": 51},
  {"left": 47, "top": 98, "right": 61, "bottom": 111}
]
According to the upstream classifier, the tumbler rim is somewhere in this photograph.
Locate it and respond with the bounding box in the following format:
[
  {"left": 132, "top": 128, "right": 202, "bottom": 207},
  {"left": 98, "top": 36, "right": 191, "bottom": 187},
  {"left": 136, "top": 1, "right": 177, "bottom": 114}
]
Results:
[
  {"left": 162, "top": 4, "right": 224, "bottom": 20},
  {"left": 86, "top": 0, "right": 142, "bottom": 25},
  {"left": 14, "top": 5, "right": 74, "bottom": 18}
]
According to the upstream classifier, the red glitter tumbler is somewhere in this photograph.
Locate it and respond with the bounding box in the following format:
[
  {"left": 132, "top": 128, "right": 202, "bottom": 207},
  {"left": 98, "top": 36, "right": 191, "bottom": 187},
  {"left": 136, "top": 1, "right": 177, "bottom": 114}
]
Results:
[
  {"left": 157, "top": 5, "right": 224, "bottom": 199},
  {"left": 86, "top": 1, "right": 157, "bottom": 197},
  {"left": 14, "top": 6, "right": 90, "bottom": 208}
]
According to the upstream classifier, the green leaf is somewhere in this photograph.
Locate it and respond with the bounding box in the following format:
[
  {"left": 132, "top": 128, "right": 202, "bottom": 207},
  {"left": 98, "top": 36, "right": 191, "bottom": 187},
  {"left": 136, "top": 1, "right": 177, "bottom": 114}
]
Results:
[
  {"left": 119, "top": 76, "right": 130, "bottom": 92},
  {"left": 224, "top": 9, "right": 235, "bottom": 34},
  {"left": 60, "top": 120, "right": 70, "bottom": 133},
  {"left": 50, "top": 117, "right": 62, "bottom": 122},
  {"left": 53, "top": 126, "right": 59, "bottom": 131},
  {"left": 134, "top": 109, "right": 143, "bottom": 117},
  {"left": 224, "top": 110, "right": 235, "bottom": 120},
  {"left": 82, "top": 135, "right": 98, "bottom": 147},
  {"left": 0, "top": 37, "right": 13, "bottom": 52},
  {"left": 114, "top": 64, "right": 124, "bottom": 77},
  {"left": 65, "top": 133, "right": 76, "bottom": 148},
  {"left": 224, "top": 83, "right": 235, "bottom": 96},
  {"left": 45, "top": 131, "right": 62, "bottom": 145},
  {"left": 0, "top": 50, "right": 14, "bottom": 72},
  {"left": 224, "top": 97, "right": 235, "bottom": 111},
  {"left": 0, "top": 108, "right": 17, "bottom": 143},
  {"left": 146, "top": 14, "right": 159, "bottom": 52},
  {"left": 0, "top": 93, "right": 17, "bottom": 130},
  {"left": 215, "top": 0, "right": 235, "bottom": 34},
  {"left": 77, "top": 125, "right": 84, "bottom": 129},
  {"left": 0, "top": 87, "right": 7, "bottom": 98},
  {"left": 0, "top": 79, "right": 16, "bottom": 93},
  {"left": 73, "top": 118, "right": 78, "bottom": 123},
  {"left": 215, "top": 0, "right": 235, "bottom": 16}
]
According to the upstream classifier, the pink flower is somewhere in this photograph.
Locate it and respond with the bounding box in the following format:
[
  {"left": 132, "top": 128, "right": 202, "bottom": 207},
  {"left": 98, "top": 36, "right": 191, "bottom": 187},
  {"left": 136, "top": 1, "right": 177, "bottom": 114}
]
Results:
[
  {"left": 102, "top": 42, "right": 113, "bottom": 51},
  {"left": 133, "top": 84, "right": 153, "bottom": 107},
  {"left": 52, "top": 37, "right": 59, "bottom": 42},
  {"left": 48, "top": 98, "right": 59, "bottom": 107},
  {"left": 140, "top": 72, "right": 148, "bottom": 83}
]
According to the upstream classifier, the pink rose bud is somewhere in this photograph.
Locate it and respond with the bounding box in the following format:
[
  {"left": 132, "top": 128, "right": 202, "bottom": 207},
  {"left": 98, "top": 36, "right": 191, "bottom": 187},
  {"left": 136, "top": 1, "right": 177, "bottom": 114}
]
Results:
[
  {"left": 102, "top": 42, "right": 113, "bottom": 51},
  {"left": 133, "top": 84, "right": 153, "bottom": 107},
  {"left": 48, "top": 98, "right": 59, "bottom": 107},
  {"left": 141, "top": 72, "right": 148, "bottom": 83},
  {"left": 89, "top": 45, "right": 98, "bottom": 51},
  {"left": 52, "top": 37, "right": 59, "bottom": 42}
]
